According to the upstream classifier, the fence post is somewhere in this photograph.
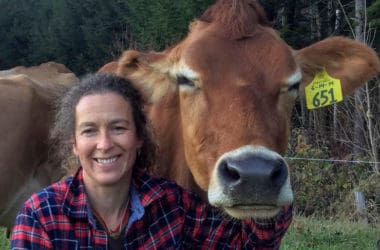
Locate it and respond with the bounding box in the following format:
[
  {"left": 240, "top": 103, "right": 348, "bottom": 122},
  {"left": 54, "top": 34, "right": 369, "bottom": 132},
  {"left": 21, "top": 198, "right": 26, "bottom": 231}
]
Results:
[{"left": 354, "top": 191, "right": 367, "bottom": 223}]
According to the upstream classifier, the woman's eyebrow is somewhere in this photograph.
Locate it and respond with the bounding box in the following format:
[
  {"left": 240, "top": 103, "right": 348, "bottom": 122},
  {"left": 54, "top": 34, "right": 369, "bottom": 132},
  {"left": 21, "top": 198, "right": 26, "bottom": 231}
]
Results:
[
  {"left": 77, "top": 121, "right": 95, "bottom": 129},
  {"left": 110, "top": 119, "right": 130, "bottom": 125}
]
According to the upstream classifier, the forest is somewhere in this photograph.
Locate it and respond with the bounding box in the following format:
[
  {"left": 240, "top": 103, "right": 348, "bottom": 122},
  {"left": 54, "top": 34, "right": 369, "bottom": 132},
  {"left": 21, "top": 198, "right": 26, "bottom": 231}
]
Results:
[{"left": 0, "top": 0, "right": 379, "bottom": 220}]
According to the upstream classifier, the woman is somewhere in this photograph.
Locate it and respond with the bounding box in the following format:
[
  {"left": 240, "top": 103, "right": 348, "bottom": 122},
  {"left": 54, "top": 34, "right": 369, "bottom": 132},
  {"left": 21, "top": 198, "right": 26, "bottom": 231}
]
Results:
[{"left": 11, "top": 73, "right": 292, "bottom": 249}]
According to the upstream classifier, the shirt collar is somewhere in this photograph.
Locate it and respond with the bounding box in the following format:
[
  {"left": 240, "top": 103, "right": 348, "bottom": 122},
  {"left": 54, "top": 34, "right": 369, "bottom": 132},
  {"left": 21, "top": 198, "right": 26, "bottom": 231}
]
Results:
[
  {"left": 62, "top": 168, "right": 165, "bottom": 220},
  {"left": 62, "top": 168, "right": 88, "bottom": 219}
]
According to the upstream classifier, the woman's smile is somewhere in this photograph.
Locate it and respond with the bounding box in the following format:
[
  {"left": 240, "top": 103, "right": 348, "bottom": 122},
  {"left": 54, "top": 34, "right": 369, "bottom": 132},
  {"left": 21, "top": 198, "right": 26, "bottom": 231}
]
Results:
[{"left": 94, "top": 156, "right": 119, "bottom": 165}]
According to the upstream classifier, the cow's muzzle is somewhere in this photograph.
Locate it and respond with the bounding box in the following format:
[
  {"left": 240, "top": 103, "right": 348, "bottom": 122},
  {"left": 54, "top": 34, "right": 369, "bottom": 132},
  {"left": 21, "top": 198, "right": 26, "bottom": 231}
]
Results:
[{"left": 208, "top": 146, "right": 293, "bottom": 218}]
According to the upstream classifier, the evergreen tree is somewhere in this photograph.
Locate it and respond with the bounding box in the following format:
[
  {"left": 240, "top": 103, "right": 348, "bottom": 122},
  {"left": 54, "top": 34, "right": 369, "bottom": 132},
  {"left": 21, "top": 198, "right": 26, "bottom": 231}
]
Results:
[
  {"left": 125, "top": 0, "right": 213, "bottom": 51},
  {"left": 368, "top": 0, "right": 380, "bottom": 27},
  {"left": 1, "top": 0, "right": 377, "bottom": 75},
  {"left": 0, "top": 0, "right": 35, "bottom": 68}
]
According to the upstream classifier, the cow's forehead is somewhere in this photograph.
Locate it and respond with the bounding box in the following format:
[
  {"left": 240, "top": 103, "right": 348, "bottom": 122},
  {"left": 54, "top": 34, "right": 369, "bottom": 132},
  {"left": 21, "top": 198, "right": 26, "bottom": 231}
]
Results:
[{"left": 168, "top": 22, "right": 299, "bottom": 90}]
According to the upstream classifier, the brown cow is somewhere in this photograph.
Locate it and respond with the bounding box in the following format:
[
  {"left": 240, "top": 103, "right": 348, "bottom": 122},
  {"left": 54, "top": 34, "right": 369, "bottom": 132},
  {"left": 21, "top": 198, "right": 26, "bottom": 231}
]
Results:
[
  {"left": 115, "top": 0, "right": 380, "bottom": 219},
  {"left": 0, "top": 62, "right": 78, "bottom": 232}
]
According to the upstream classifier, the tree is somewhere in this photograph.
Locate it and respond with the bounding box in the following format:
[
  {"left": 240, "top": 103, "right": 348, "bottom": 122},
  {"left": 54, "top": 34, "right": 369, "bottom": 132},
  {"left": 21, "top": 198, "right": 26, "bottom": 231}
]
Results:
[
  {"left": 0, "top": 0, "right": 35, "bottom": 68},
  {"left": 368, "top": 0, "right": 380, "bottom": 27},
  {"left": 0, "top": 0, "right": 214, "bottom": 74},
  {"left": 124, "top": 0, "right": 213, "bottom": 51}
]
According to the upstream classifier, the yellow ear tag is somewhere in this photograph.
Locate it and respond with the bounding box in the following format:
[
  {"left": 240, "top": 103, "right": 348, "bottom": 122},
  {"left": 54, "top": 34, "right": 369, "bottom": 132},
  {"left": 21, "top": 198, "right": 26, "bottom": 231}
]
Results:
[{"left": 305, "top": 69, "right": 343, "bottom": 110}]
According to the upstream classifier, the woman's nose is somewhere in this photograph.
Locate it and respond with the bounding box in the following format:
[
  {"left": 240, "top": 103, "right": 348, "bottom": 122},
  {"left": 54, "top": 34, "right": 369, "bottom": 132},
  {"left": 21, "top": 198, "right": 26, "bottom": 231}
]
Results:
[{"left": 97, "top": 132, "right": 114, "bottom": 151}]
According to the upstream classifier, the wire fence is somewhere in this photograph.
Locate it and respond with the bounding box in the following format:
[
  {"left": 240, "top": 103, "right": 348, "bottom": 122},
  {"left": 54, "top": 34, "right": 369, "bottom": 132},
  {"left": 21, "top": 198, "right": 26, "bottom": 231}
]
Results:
[
  {"left": 285, "top": 156, "right": 379, "bottom": 222},
  {"left": 285, "top": 157, "right": 380, "bottom": 165}
]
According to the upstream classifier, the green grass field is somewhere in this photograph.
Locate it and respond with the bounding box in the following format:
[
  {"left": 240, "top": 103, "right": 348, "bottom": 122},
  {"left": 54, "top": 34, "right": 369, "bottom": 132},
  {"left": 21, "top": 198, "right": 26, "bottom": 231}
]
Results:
[
  {"left": 281, "top": 216, "right": 380, "bottom": 249},
  {"left": 1, "top": 216, "right": 379, "bottom": 249}
]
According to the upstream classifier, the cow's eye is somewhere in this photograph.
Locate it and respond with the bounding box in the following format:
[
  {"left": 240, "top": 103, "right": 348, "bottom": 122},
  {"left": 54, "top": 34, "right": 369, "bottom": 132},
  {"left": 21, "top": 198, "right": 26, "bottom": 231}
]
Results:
[
  {"left": 177, "top": 75, "right": 195, "bottom": 88},
  {"left": 288, "top": 81, "right": 300, "bottom": 95},
  {"left": 280, "top": 81, "right": 300, "bottom": 95},
  {"left": 288, "top": 82, "right": 301, "bottom": 93}
]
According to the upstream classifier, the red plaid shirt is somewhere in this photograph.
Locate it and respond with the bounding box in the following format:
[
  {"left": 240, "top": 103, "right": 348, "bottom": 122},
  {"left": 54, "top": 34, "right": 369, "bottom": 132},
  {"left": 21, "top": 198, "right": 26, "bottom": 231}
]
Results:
[{"left": 11, "top": 168, "right": 292, "bottom": 249}]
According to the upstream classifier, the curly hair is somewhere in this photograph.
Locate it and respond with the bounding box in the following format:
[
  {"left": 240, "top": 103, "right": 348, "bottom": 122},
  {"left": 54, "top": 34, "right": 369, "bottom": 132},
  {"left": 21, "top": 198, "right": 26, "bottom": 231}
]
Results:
[{"left": 50, "top": 73, "right": 158, "bottom": 172}]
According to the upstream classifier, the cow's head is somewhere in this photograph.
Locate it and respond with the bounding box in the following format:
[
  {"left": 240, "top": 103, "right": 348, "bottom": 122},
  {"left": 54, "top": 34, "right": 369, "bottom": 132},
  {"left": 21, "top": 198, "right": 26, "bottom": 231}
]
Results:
[{"left": 116, "top": 0, "right": 379, "bottom": 219}]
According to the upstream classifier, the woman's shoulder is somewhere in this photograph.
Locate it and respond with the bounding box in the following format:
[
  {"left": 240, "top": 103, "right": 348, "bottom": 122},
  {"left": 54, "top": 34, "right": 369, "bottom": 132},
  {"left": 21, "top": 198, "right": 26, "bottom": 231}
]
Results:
[
  {"left": 25, "top": 175, "right": 73, "bottom": 210},
  {"left": 136, "top": 170, "right": 184, "bottom": 193},
  {"left": 135, "top": 170, "right": 204, "bottom": 205}
]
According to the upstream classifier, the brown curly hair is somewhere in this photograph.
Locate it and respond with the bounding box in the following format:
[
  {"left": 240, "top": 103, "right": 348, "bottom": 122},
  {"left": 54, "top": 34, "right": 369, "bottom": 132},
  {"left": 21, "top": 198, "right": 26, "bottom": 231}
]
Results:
[{"left": 50, "top": 73, "right": 158, "bottom": 172}]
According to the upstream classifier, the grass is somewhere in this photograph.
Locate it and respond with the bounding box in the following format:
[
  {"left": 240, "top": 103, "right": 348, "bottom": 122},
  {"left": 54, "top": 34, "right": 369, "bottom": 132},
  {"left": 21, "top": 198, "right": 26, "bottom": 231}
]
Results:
[
  {"left": 1, "top": 216, "right": 379, "bottom": 249},
  {"left": 0, "top": 228, "right": 10, "bottom": 249},
  {"left": 281, "top": 216, "right": 380, "bottom": 249}
]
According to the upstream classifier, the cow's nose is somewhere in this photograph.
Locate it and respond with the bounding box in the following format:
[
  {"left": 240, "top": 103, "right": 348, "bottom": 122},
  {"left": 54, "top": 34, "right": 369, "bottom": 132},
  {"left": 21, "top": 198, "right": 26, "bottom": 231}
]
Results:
[{"left": 218, "top": 154, "right": 288, "bottom": 204}]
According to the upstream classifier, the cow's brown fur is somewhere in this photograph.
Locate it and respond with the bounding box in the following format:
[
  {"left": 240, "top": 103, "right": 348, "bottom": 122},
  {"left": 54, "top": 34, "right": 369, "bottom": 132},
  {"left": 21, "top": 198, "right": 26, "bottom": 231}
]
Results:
[
  {"left": 1, "top": 62, "right": 77, "bottom": 88},
  {"left": 199, "top": 0, "right": 271, "bottom": 38},
  {"left": 115, "top": 0, "right": 379, "bottom": 219},
  {"left": 0, "top": 63, "right": 78, "bottom": 231}
]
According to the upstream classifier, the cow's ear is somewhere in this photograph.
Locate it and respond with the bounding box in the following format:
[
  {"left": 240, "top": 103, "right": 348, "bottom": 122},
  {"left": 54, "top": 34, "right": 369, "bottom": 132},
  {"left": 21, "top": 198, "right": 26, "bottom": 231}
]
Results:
[
  {"left": 97, "top": 61, "right": 118, "bottom": 73},
  {"left": 117, "top": 50, "right": 177, "bottom": 104},
  {"left": 295, "top": 37, "right": 379, "bottom": 95}
]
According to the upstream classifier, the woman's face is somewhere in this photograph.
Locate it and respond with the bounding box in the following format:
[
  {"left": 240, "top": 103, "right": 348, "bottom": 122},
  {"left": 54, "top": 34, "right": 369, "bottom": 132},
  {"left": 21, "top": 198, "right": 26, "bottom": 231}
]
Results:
[{"left": 72, "top": 92, "right": 142, "bottom": 187}]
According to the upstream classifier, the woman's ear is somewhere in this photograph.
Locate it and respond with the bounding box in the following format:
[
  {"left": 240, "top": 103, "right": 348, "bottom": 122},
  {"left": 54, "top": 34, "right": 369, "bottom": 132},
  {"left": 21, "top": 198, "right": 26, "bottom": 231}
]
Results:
[{"left": 71, "top": 137, "right": 78, "bottom": 156}]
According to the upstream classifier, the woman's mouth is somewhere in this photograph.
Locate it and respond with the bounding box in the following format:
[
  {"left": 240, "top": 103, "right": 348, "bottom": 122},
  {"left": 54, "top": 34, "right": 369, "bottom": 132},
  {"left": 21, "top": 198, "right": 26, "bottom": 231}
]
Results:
[{"left": 95, "top": 156, "right": 119, "bottom": 164}]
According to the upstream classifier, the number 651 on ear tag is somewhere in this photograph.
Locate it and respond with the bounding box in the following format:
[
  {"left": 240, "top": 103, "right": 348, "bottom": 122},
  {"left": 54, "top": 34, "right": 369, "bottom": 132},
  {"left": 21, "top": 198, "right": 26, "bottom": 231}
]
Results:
[{"left": 305, "top": 69, "right": 344, "bottom": 110}]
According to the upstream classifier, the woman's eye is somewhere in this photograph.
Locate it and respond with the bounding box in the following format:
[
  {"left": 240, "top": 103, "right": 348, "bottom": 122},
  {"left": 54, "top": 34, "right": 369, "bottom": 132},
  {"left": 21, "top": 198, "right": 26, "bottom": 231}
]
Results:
[
  {"left": 113, "top": 126, "right": 127, "bottom": 132},
  {"left": 81, "top": 128, "right": 96, "bottom": 136}
]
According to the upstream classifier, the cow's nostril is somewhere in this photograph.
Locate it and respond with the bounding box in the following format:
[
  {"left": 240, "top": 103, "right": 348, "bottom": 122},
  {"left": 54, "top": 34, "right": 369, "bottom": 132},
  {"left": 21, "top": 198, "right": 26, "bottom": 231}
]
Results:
[
  {"left": 219, "top": 161, "right": 241, "bottom": 183},
  {"left": 270, "top": 161, "right": 284, "bottom": 182},
  {"left": 226, "top": 165, "right": 240, "bottom": 181},
  {"left": 268, "top": 162, "right": 288, "bottom": 191}
]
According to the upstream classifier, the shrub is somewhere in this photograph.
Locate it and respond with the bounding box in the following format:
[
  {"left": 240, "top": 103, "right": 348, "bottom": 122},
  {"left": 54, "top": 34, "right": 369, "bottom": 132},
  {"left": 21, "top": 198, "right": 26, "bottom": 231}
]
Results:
[{"left": 287, "top": 142, "right": 379, "bottom": 223}]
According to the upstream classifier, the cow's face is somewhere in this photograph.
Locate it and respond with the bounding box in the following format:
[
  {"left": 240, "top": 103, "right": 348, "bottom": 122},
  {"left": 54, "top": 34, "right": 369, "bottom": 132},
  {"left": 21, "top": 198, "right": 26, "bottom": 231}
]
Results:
[
  {"left": 170, "top": 23, "right": 300, "bottom": 218},
  {"left": 116, "top": 1, "right": 379, "bottom": 219}
]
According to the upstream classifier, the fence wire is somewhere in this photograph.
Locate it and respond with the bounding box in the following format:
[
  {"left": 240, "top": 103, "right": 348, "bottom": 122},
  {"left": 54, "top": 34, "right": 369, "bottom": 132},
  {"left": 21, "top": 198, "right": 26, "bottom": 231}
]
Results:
[{"left": 285, "top": 157, "right": 380, "bottom": 165}]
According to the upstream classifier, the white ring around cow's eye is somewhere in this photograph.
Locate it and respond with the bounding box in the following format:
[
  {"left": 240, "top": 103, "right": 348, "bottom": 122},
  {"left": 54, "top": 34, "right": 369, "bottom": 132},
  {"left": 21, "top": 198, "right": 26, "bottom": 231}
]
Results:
[{"left": 177, "top": 75, "right": 195, "bottom": 87}]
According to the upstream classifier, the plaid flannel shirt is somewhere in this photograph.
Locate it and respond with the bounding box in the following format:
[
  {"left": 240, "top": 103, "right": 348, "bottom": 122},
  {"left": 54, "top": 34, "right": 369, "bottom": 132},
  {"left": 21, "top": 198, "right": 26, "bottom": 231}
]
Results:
[{"left": 11, "top": 168, "right": 292, "bottom": 249}]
